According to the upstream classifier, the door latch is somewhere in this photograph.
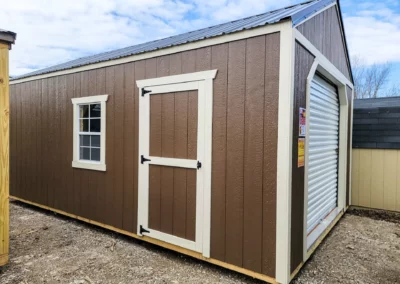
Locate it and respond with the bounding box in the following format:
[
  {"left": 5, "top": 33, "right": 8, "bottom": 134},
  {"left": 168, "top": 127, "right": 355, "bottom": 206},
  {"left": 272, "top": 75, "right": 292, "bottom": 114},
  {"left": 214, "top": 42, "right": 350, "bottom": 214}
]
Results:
[
  {"left": 142, "top": 88, "right": 151, "bottom": 97},
  {"left": 140, "top": 225, "right": 150, "bottom": 235},
  {"left": 197, "top": 161, "right": 202, "bottom": 170},
  {"left": 141, "top": 155, "right": 151, "bottom": 164}
]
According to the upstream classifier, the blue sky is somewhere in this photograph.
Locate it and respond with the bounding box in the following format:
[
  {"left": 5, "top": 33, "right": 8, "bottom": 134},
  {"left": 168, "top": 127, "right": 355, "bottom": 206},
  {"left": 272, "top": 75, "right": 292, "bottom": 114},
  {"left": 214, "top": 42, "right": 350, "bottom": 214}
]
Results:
[{"left": 1, "top": 0, "right": 400, "bottom": 90}]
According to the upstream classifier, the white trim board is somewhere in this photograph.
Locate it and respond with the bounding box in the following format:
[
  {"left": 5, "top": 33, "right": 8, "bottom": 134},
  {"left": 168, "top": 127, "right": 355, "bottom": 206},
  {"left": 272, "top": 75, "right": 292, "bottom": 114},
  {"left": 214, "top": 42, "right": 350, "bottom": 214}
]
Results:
[
  {"left": 10, "top": 23, "right": 285, "bottom": 85},
  {"left": 275, "top": 20, "right": 295, "bottom": 284},
  {"left": 137, "top": 70, "right": 217, "bottom": 88},
  {"left": 294, "top": 29, "right": 353, "bottom": 89},
  {"left": 137, "top": 70, "right": 215, "bottom": 258}
]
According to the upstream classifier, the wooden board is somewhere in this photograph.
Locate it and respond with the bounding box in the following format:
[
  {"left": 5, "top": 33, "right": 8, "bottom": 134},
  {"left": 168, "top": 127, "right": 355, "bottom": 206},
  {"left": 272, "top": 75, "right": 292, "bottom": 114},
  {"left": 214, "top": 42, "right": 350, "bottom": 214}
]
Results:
[{"left": 0, "top": 43, "right": 9, "bottom": 265}]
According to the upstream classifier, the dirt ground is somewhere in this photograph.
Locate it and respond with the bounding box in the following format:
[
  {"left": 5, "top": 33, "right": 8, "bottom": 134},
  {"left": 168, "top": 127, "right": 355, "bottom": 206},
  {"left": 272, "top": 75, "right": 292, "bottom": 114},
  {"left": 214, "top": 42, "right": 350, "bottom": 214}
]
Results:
[{"left": 1, "top": 201, "right": 399, "bottom": 284}]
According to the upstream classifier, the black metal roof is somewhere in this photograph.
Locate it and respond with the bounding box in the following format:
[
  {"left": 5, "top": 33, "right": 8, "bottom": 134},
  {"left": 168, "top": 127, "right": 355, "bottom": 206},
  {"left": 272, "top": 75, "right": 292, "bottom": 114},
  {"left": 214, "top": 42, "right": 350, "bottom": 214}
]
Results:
[
  {"left": 353, "top": 97, "right": 400, "bottom": 149},
  {"left": 354, "top": 97, "right": 400, "bottom": 109},
  {"left": 12, "top": 0, "right": 336, "bottom": 80}
]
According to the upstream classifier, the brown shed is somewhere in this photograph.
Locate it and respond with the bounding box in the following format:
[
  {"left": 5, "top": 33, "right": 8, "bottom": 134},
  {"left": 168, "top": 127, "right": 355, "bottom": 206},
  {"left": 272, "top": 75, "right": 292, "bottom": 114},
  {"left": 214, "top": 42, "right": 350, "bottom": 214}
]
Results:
[{"left": 9, "top": 0, "right": 353, "bottom": 283}]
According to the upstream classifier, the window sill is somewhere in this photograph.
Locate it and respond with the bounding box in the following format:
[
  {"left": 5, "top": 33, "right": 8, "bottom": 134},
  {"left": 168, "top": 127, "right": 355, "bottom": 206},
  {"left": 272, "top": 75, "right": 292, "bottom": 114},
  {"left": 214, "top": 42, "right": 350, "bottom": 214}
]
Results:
[{"left": 72, "top": 161, "right": 106, "bottom": 171}]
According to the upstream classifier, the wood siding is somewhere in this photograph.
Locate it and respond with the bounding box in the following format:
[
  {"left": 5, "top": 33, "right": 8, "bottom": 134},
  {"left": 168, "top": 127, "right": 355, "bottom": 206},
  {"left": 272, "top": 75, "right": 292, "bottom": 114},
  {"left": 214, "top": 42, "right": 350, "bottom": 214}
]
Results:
[
  {"left": 291, "top": 42, "right": 315, "bottom": 272},
  {"left": 10, "top": 33, "right": 280, "bottom": 277},
  {"left": 297, "top": 6, "right": 351, "bottom": 82},
  {"left": 351, "top": 149, "right": 400, "bottom": 212}
]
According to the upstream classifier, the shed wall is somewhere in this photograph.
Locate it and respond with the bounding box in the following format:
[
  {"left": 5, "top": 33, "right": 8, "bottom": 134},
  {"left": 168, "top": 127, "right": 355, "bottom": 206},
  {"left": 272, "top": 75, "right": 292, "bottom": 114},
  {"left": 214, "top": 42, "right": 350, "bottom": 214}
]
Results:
[
  {"left": 297, "top": 6, "right": 351, "bottom": 82},
  {"left": 10, "top": 33, "right": 280, "bottom": 277},
  {"left": 352, "top": 149, "right": 400, "bottom": 212},
  {"left": 290, "top": 42, "right": 315, "bottom": 272}
]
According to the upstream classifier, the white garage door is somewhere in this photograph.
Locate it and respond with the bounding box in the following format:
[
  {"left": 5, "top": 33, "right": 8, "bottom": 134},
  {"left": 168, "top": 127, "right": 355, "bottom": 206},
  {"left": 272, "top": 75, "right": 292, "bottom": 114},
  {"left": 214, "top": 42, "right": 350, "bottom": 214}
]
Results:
[{"left": 307, "top": 75, "right": 339, "bottom": 237}]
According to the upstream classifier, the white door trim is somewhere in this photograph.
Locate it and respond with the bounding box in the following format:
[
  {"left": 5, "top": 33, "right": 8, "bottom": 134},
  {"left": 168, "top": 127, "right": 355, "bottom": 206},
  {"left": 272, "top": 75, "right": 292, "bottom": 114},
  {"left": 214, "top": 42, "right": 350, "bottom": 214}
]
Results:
[
  {"left": 137, "top": 70, "right": 216, "bottom": 258},
  {"left": 302, "top": 59, "right": 349, "bottom": 261}
]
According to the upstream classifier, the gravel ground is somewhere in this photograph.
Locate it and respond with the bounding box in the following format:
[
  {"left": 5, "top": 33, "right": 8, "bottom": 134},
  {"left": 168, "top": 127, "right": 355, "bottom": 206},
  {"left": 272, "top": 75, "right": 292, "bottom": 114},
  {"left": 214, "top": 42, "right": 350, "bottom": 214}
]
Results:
[{"left": 1, "top": 201, "right": 399, "bottom": 284}]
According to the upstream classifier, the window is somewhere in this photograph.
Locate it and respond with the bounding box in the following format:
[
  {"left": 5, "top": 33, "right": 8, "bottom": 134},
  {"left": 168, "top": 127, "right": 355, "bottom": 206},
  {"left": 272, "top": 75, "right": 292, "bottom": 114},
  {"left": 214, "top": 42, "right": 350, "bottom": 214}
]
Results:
[{"left": 71, "top": 95, "right": 108, "bottom": 171}]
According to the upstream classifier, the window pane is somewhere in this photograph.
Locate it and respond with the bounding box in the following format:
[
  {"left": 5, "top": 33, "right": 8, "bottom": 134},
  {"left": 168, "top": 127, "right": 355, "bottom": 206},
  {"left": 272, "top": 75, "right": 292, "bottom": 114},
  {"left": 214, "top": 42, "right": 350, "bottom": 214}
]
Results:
[
  {"left": 90, "top": 119, "right": 101, "bottom": 132},
  {"left": 80, "top": 119, "right": 89, "bottom": 132},
  {"left": 91, "top": 148, "right": 100, "bottom": 161},
  {"left": 80, "top": 147, "right": 90, "bottom": 160},
  {"left": 91, "top": 135, "right": 100, "bottom": 147},
  {"left": 90, "top": 104, "right": 101, "bottom": 118},
  {"left": 80, "top": 105, "right": 89, "bottom": 118},
  {"left": 80, "top": 135, "right": 90, "bottom": 146}
]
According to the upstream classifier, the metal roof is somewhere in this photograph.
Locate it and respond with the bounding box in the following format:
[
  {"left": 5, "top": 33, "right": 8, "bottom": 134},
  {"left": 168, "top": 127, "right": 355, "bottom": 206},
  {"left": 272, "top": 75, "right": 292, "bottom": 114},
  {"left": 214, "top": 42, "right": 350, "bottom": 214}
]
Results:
[
  {"left": 12, "top": 0, "right": 335, "bottom": 80},
  {"left": 354, "top": 97, "right": 400, "bottom": 109}
]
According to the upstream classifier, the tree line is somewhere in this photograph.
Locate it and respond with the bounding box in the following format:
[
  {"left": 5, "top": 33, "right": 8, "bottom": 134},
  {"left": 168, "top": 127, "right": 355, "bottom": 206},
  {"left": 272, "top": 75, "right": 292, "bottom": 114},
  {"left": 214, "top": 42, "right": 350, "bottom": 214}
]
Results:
[{"left": 352, "top": 55, "right": 399, "bottom": 99}]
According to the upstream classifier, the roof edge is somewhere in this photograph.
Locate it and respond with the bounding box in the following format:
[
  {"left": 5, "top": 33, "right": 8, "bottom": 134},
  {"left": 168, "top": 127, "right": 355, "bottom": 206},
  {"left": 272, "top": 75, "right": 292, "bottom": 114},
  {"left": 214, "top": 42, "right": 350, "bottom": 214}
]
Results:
[
  {"left": 0, "top": 29, "right": 16, "bottom": 47},
  {"left": 10, "top": 20, "right": 289, "bottom": 84},
  {"left": 335, "top": 0, "right": 354, "bottom": 84}
]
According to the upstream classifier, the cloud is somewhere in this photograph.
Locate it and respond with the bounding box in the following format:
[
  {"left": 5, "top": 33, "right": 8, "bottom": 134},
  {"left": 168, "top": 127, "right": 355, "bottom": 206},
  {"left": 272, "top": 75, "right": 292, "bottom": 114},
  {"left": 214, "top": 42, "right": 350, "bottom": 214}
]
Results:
[
  {"left": 343, "top": 1, "right": 400, "bottom": 65},
  {"left": 4, "top": 0, "right": 400, "bottom": 76},
  {"left": 2, "top": 0, "right": 300, "bottom": 76}
]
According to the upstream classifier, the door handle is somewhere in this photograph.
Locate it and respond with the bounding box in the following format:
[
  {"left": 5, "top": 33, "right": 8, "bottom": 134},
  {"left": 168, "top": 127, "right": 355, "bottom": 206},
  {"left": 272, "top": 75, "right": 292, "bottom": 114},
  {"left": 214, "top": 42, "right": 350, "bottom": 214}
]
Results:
[{"left": 197, "top": 161, "right": 202, "bottom": 170}]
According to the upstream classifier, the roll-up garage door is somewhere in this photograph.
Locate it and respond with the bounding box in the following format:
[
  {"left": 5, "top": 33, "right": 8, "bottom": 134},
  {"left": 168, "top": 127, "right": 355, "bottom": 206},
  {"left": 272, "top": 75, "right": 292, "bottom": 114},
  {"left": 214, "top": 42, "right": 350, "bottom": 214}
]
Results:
[{"left": 307, "top": 74, "right": 339, "bottom": 235}]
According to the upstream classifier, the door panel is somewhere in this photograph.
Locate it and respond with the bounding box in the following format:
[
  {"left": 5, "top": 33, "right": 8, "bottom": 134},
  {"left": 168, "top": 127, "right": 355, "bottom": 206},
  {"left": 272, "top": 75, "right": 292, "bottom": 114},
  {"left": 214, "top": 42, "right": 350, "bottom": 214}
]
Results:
[
  {"left": 148, "top": 165, "right": 196, "bottom": 241},
  {"left": 150, "top": 91, "right": 198, "bottom": 159}
]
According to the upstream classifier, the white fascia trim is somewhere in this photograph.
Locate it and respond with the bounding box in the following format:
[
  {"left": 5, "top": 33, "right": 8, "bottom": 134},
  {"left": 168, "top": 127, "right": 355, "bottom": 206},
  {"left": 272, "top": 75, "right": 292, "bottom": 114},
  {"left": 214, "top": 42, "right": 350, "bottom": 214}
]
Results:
[
  {"left": 137, "top": 70, "right": 217, "bottom": 88},
  {"left": 275, "top": 20, "right": 295, "bottom": 284},
  {"left": 294, "top": 29, "right": 353, "bottom": 89},
  {"left": 10, "top": 22, "right": 285, "bottom": 85},
  {"left": 71, "top": 94, "right": 109, "bottom": 172},
  {"left": 293, "top": 2, "right": 337, "bottom": 28}
]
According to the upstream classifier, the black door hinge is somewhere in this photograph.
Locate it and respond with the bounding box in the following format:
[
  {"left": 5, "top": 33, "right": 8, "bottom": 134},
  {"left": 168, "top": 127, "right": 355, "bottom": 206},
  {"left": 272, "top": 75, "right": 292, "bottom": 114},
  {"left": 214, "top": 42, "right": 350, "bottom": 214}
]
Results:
[
  {"left": 142, "top": 88, "right": 151, "bottom": 97},
  {"left": 141, "top": 155, "right": 151, "bottom": 164},
  {"left": 197, "top": 161, "right": 202, "bottom": 170},
  {"left": 140, "top": 225, "right": 150, "bottom": 235}
]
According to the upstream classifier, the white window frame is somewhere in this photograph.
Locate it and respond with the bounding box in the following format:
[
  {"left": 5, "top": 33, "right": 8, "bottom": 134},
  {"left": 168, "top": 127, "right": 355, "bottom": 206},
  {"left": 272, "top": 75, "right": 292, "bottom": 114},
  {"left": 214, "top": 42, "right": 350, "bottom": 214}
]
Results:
[{"left": 71, "top": 95, "right": 109, "bottom": 171}]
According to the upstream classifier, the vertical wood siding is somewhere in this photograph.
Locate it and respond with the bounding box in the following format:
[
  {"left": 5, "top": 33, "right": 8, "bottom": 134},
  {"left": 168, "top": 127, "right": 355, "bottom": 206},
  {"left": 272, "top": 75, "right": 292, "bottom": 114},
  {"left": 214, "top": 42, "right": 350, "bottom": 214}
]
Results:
[
  {"left": 352, "top": 149, "right": 400, "bottom": 212},
  {"left": 291, "top": 43, "right": 315, "bottom": 272},
  {"left": 10, "top": 33, "right": 280, "bottom": 277},
  {"left": 297, "top": 6, "right": 352, "bottom": 82}
]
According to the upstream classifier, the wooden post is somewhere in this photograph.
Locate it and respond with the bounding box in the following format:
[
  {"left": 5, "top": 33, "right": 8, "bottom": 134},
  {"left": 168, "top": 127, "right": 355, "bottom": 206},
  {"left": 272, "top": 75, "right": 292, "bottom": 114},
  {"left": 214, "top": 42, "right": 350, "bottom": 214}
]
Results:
[{"left": 0, "top": 29, "right": 16, "bottom": 266}]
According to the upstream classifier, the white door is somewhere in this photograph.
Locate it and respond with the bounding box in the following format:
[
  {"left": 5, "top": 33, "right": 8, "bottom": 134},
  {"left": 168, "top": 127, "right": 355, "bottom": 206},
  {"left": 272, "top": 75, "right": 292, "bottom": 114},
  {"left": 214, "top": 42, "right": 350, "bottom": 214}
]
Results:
[
  {"left": 306, "top": 74, "right": 339, "bottom": 246},
  {"left": 137, "top": 71, "right": 215, "bottom": 257}
]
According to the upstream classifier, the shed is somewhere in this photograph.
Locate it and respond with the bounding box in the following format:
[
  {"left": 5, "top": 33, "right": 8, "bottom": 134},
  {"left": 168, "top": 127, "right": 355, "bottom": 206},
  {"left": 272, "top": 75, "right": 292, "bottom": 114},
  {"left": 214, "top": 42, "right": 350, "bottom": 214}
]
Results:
[
  {"left": 351, "top": 97, "right": 400, "bottom": 212},
  {"left": 9, "top": 0, "right": 354, "bottom": 283}
]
